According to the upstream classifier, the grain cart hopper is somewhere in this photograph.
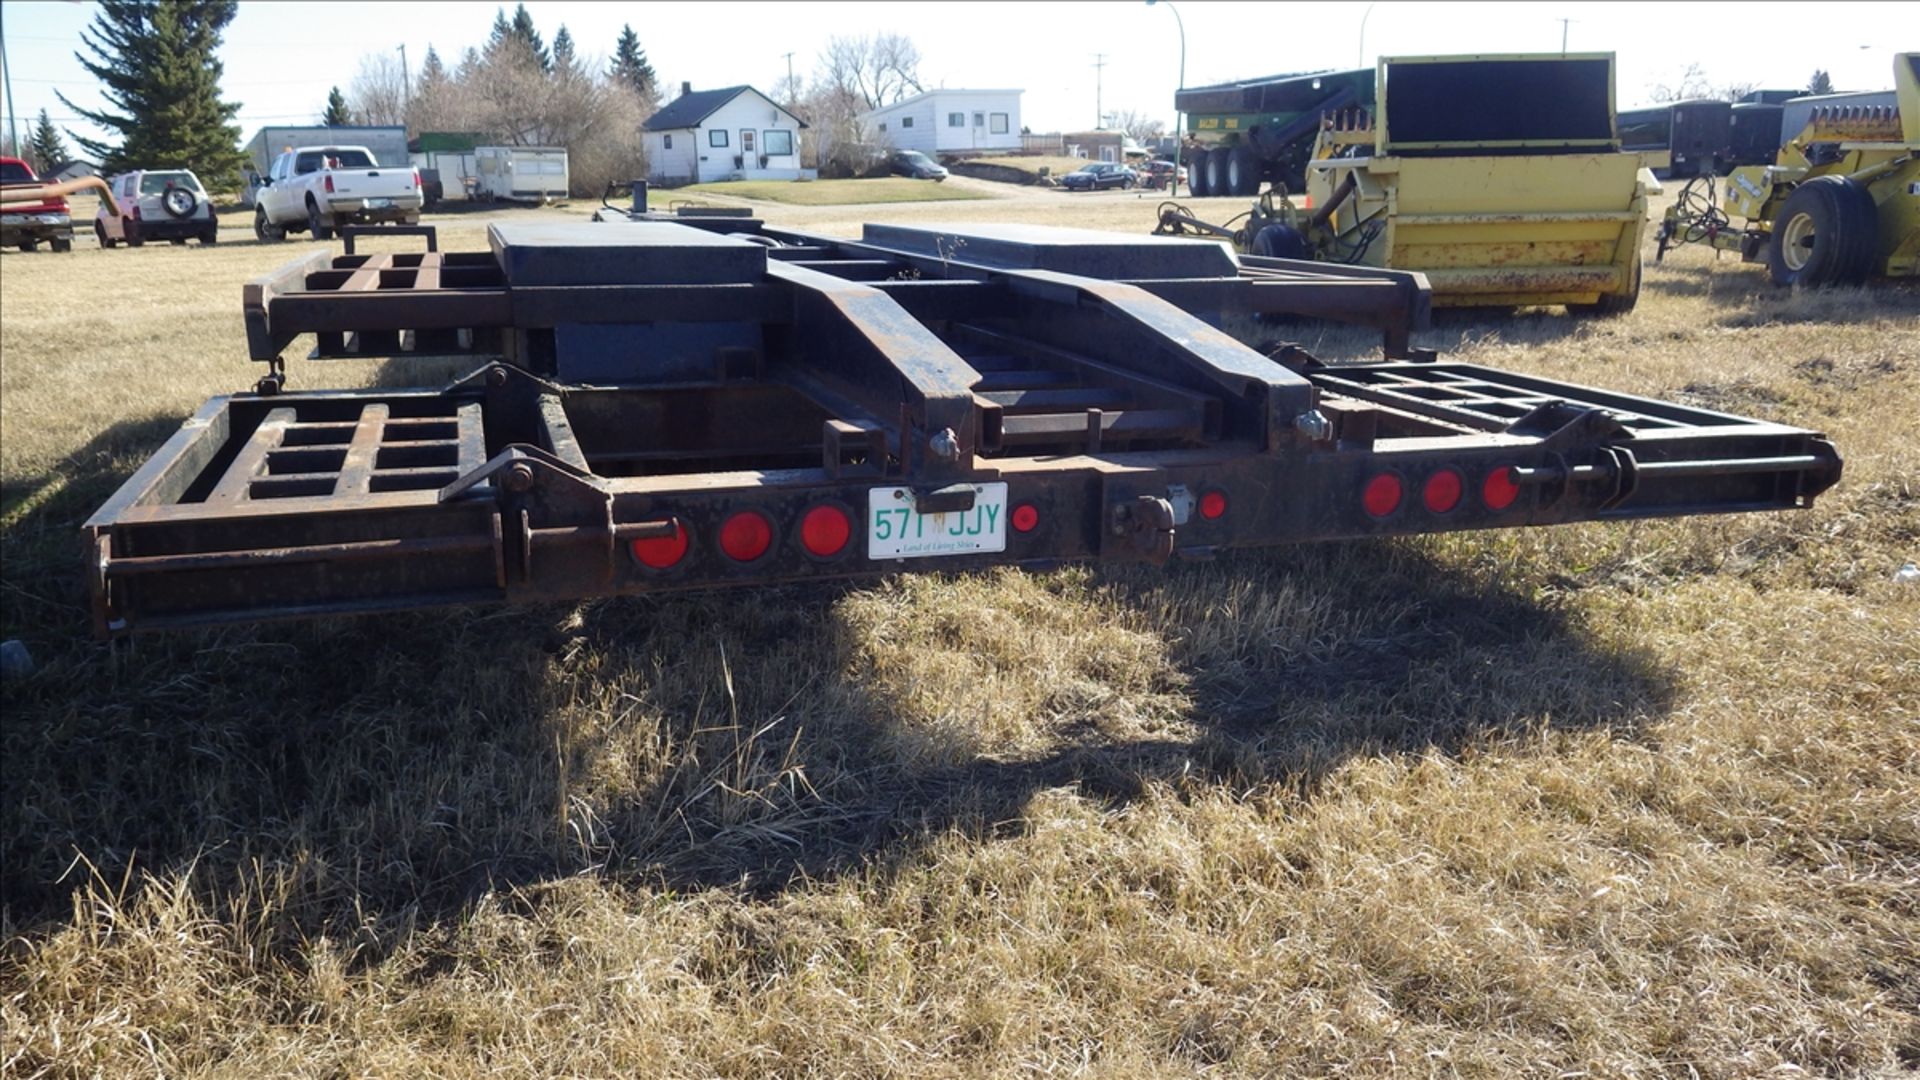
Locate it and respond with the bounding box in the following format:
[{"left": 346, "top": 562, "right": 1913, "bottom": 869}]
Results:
[
  {"left": 1655, "top": 52, "right": 1919, "bottom": 287},
  {"left": 81, "top": 218, "right": 1840, "bottom": 635},
  {"left": 1176, "top": 67, "right": 1376, "bottom": 197},
  {"left": 1156, "top": 54, "right": 1662, "bottom": 313}
]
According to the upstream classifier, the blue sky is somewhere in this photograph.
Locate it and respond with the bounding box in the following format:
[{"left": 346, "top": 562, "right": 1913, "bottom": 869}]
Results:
[{"left": 0, "top": 0, "right": 1904, "bottom": 153}]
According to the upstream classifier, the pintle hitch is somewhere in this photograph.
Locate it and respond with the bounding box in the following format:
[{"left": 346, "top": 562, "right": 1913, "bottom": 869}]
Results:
[{"left": 1111, "top": 495, "right": 1178, "bottom": 564}]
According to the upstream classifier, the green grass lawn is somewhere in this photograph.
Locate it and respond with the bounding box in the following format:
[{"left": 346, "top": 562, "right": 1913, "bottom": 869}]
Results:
[{"left": 676, "top": 177, "right": 993, "bottom": 206}]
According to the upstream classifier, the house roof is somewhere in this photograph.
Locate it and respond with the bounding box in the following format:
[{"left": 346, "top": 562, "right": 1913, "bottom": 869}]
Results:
[
  {"left": 644, "top": 85, "right": 807, "bottom": 131},
  {"left": 860, "top": 88, "right": 1023, "bottom": 119}
]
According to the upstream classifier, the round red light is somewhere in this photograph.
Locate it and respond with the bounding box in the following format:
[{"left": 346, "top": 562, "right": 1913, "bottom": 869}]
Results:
[
  {"left": 1199, "top": 490, "right": 1228, "bottom": 520},
  {"left": 630, "top": 520, "right": 689, "bottom": 569},
  {"left": 1423, "top": 469, "right": 1463, "bottom": 514},
  {"left": 799, "top": 504, "right": 851, "bottom": 557},
  {"left": 1011, "top": 503, "right": 1040, "bottom": 533},
  {"left": 1362, "top": 473, "right": 1402, "bottom": 517},
  {"left": 718, "top": 511, "right": 773, "bottom": 562},
  {"left": 1482, "top": 466, "right": 1520, "bottom": 511}
]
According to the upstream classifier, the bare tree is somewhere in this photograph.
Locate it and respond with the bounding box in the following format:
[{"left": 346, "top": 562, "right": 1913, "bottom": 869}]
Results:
[
  {"left": 1718, "top": 81, "right": 1758, "bottom": 103},
  {"left": 819, "top": 32, "right": 924, "bottom": 111},
  {"left": 1648, "top": 63, "right": 1713, "bottom": 104},
  {"left": 348, "top": 53, "right": 409, "bottom": 127},
  {"left": 1109, "top": 108, "right": 1165, "bottom": 144}
]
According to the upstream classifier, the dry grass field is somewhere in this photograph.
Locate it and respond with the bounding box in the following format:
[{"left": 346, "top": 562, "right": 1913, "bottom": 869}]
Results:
[{"left": 2, "top": 188, "right": 1916, "bottom": 1077}]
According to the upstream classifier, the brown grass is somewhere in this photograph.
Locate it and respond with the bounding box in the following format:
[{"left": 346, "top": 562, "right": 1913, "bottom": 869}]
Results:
[{"left": 2, "top": 192, "right": 1917, "bottom": 1077}]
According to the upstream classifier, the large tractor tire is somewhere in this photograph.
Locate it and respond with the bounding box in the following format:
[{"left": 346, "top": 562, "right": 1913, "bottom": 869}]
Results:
[
  {"left": 1227, "top": 145, "right": 1261, "bottom": 197},
  {"left": 1766, "top": 176, "right": 1878, "bottom": 287},
  {"left": 1203, "top": 151, "right": 1228, "bottom": 200},
  {"left": 1570, "top": 253, "right": 1642, "bottom": 317},
  {"left": 1187, "top": 148, "right": 1212, "bottom": 197}
]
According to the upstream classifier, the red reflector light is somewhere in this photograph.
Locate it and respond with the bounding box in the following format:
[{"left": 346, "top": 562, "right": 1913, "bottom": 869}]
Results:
[
  {"left": 1362, "top": 474, "right": 1402, "bottom": 517},
  {"left": 630, "top": 520, "right": 689, "bottom": 569},
  {"left": 799, "top": 504, "right": 851, "bottom": 557},
  {"left": 1423, "top": 469, "right": 1463, "bottom": 514},
  {"left": 1483, "top": 466, "right": 1521, "bottom": 511},
  {"left": 1198, "top": 490, "right": 1228, "bottom": 520},
  {"left": 1011, "top": 503, "right": 1040, "bottom": 533},
  {"left": 324, "top": 174, "right": 334, "bottom": 194},
  {"left": 719, "top": 511, "right": 773, "bottom": 562}
]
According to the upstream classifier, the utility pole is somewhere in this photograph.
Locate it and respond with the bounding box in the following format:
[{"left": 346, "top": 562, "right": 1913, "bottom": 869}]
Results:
[
  {"left": 398, "top": 44, "right": 411, "bottom": 117},
  {"left": 782, "top": 51, "right": 795, "bottom": 103},
  {"left": 1093, "top": 53, "right": 1107, "bottom": 128},
  {"left": 1558, "top": 18, "right": 1575, "bottom": 54},
  {"left": 1, "top": 22, "right": 17, "bottom": 156}
]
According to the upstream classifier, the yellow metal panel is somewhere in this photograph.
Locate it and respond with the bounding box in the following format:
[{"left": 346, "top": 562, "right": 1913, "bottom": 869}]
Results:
[{"left": 1389, "top": 155, "right": 1642, "bottom": 214}]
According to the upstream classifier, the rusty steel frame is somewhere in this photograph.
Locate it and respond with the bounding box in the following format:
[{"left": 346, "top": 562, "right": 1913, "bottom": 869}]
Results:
[{"left": 85, "top": 220, "right": 1842, "bottom": 635}]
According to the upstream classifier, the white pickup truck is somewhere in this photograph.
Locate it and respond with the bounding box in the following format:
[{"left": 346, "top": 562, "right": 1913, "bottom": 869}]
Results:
[{"left": 252, "top": 145, "right": 423, "bottom": 241}]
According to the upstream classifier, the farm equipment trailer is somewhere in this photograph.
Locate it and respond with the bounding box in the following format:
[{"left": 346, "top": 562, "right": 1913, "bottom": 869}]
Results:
[
  {"left": 1157, "top": 54, "right": 1664, "bottom": 313},
  {"left": 1655, "top": 52, "right": 1919, "bottom": 287},
  {"left": 82, "top": 216, "right": 1841, "bottom": 635}
]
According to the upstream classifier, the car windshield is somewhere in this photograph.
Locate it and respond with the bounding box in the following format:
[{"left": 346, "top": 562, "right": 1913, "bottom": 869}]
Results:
[
  {"left": 139, "top": 171, "right": 198, "bottom": 195},
  {"left": 1, "top": 161, "right": 35, "bottom": 183},
  {"left": 294, "top": 149, "right": 375, "bottom": 174}
]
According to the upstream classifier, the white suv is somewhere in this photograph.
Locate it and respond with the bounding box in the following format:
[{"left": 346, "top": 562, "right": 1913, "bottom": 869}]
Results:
[{"left": 96, "top": 169, "right": 219, "bottom": 247}]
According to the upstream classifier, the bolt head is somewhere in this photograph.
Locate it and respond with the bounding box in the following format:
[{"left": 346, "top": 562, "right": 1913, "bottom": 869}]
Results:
[{"left": 504, "top": 462, "right": 536, "bottom": 492}]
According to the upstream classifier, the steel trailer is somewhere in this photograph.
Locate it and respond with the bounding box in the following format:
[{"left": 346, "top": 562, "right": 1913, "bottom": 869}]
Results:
[{"left": 83, "top": 218, "right": 1841, "bottom": 636}]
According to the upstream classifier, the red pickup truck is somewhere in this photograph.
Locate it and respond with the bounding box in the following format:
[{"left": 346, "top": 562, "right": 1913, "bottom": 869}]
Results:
[{"left": 1, "top": 157, "right": 74, "bottom": 252}]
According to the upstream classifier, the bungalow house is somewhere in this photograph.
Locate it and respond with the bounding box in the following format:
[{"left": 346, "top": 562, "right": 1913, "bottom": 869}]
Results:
[
  {"left": 860, "top": 89, "right": 1023, "bottom": 156},
  {"left": 643, "top": 83, "right": 810, "bottom": 185}
]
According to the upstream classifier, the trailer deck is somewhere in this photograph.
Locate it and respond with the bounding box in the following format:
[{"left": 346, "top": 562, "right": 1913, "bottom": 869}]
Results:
[{"left": 84, "top": 219, "right": 1841, "bottom": 635}]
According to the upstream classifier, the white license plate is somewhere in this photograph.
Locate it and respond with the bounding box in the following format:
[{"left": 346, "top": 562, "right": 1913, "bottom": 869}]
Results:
[
  {"left": 365, "top": 198, "right": 391, "bottom": 209},
  {"left": 868, "top": 483, "right": 1007, "bottom": 560}
]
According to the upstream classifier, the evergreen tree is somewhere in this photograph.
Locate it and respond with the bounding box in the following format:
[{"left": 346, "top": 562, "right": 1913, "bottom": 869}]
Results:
[
  {"left": 323, "top": 85, "right": 353, "bottom": 126},
  {"left": 417, "top": 46, "right": 449, "bottom": 95},
  {"left": 511, "top": 4, "right": 550, "bottom": 73},
  {"left": 551, "top": 25, "right": 576, "bottom": 76},
  {"left": 609, "top": 24, "right": 658, "bottom": 100},
  {"left": 28, "top": 109, "right": 71, "bottom": 173},
  {"left": 1807, "top": 70, "right": 1834, "bottom": 96},
  {"left": 58, "top": 0, "right": 246, "bottom": 183}
]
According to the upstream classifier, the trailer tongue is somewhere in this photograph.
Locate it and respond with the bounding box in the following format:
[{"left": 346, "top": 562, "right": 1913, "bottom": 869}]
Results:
[{"left": 83, "top": 220, "right": 1840, "bottom": 636}]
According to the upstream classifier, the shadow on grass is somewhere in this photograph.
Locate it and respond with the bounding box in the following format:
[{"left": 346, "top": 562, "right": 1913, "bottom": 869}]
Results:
[
  {"left": 1645, "top": 260, "right": 1920, "bottom": 324},
  {"left": 2, "top": 422, "right": 1676, "bottom": 967}
]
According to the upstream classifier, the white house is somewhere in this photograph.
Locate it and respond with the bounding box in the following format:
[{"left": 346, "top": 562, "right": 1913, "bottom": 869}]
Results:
[
  {"left": 643, "top": 83, "right": 809, "bottom": 185},
  {"left": 860, "top": 89, "right": 1023, "bottom": 155}
]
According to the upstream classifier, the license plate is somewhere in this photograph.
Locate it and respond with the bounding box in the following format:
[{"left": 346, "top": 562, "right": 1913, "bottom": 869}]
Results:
[
  {"left": 365, "top": 198, "right": 391, "bottom": 209},
  {"left": 868, "top": 483, "right": 1007, "bottom": 560}
]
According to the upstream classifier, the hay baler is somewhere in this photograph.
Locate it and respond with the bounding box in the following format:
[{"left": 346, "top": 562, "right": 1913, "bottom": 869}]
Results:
[
  {"left": 81, "top": 217, "right": 1841, "bottom": 636},
  {"left": 1158, "top": 54, "right": 1662, "bottom": 313},
  {"left": 1655, "top": 52, "right": 1920, "bottom": 286}
]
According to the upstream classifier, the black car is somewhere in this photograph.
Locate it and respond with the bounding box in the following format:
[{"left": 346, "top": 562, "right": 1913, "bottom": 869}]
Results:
[
  {"left": 890, "top": 151, "right": 949, "bottom": 181},
  {"left": 1059, "top": 162, "right": 1137, "bottom": 191}
]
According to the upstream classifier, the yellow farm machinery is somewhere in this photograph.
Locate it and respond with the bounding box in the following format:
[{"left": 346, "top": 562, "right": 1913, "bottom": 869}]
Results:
[
  {"left": 1156, "top": 53, "right": 1663, "bottom": 313},
  {"left": 1656, "top": 53, "right": 1919, "bottom": 286}
]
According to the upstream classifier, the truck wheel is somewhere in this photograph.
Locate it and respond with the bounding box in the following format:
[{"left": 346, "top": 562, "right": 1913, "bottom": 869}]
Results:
[
  {"left": 1570, "top": 253, "right": 1642, "bottom": 317},
  {"left": 254, "top": 207, "right": 286, "bottom": 242},
  {"left": 125, "top": 219, "right": 144, "bottom": 247},
  {"left": 18, "top": 240, "right": 37, "bottom": 252},
  {"left": 1227, "top": 145, "right": 1260, "bottom": 197},
  {"left": 1188, "top": 149, "right": 1212, "bottom": 197},
  {"left": 307, "top": 200, "right": 334, "bottom": 241},
  {"left": 96, "top": 220, "right": 118, "bottom": 249},
  {"left": 1766, "top": 176, "right": 1877, "bottom": 287},
  {"left": 51, "top": 237, "right": 72, "bottom": 253},
  {"left": 201, "top": 226, "right": 219, "bottom": 245}
]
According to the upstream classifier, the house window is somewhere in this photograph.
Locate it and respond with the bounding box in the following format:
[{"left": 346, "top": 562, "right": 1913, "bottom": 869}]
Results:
[
  {"left": 763, "top": 129, "right": 793, "bottom": 155},
  {"left": 709, "top": 129, "right": 729, "bottom": 148},
  {"left": 902, "top": 116, "right": 913, "bottom": 128},
  {"left": 879, "top": 122, "right": 887, "bottom": 132},
  {"left": 990, "top": 113, "right": 1009, "bottom": 134},
  {"left": 663, "top": 134, "right": 673, "bottom": 149},
  {"left": 973, "top": 112, "right": 985, "bottom": 126},
  {"left": 948, "top": 112, "right": 965, "bottom": 127}
]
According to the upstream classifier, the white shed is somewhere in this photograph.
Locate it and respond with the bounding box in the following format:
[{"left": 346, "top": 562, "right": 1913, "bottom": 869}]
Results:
[
  {"left": 860, "top": 90, "right": 1023, "bottom": 155},
  {"left": 642, "top": 84, "right": 810, "bottom": 185}
]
